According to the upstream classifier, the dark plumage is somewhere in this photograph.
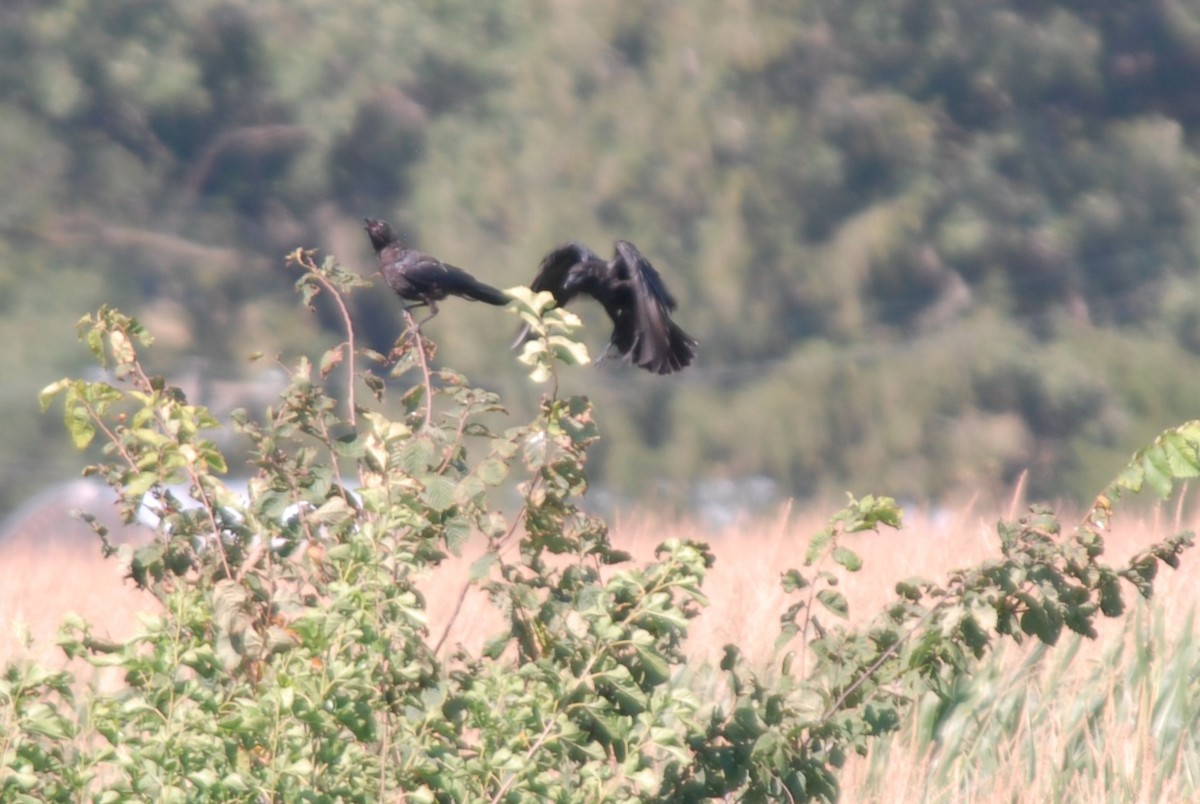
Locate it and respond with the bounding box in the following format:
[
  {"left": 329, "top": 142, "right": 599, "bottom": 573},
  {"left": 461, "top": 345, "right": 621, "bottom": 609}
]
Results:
[
  {"left": 515, "top": 240, "right": 697, "bottom": 375},
  {"left": 363, "top": 218, "right": 508, "bottom": 326}
]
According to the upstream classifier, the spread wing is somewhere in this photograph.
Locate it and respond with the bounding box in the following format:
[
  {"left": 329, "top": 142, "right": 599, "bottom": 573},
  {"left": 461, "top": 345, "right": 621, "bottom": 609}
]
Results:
[
  {"left": 611, "top": 240, "right": 697, "bottom": 374},
  {"left": 512, "top": 242, "right": 605, "bottom": 347},
  {"left": 515, "top": 238, "right": 697, "bottom": 374},
  {"left": 528, "top": 242, "right": 603, "bottom": 303}
]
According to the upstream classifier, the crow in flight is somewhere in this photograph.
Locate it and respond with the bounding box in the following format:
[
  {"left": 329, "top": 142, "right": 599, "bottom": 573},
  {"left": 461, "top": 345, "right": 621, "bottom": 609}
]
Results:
[
  {"left": 515, "top": 240, "right": 697, "bottom": 375},
  {"left": 363, "top": 217, "right": 508, "bottom": 326}
]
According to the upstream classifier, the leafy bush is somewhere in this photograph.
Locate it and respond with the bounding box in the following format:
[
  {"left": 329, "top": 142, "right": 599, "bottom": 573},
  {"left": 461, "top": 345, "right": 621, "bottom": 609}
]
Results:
[{"left": 12, "top": 249, "right": 1196, "bottom": 801}]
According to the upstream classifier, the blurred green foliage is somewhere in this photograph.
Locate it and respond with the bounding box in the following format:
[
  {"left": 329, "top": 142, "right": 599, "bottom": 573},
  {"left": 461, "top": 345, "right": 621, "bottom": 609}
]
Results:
[{"left": 5, "top": 0, "right": 1200, "bottom": 515}]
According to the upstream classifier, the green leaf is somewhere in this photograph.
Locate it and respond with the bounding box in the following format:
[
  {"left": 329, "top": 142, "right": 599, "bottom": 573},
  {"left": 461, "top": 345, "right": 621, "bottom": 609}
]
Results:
[
  {"left": 482, "top": 633, "right": 510, "bottom": 659},
  {"left": 816, "top": 588, "right": 848, "bottom": 618},
  {"left": 65, "top": 404, "right": 96, "bottom": 449},
  {"left": 805, "top": 527, "right": 834, "bottom": 565},
  {"left": 38, "top": 379, "right": 70, "bottom": 412},
  {"left": 831, "top": 545, "right": 862, "bottom": 571},
  {"left": 186, "top": 769, "right": 220, "bottom": 789},
  {"left": 1142, "top": 446, "right": 1174, "bottom": 498},
  {"left": 895, "top": 577, "right": 930, "bottom": 601},
  {"left": 469, "top": 551, "right": 499, "bottom": 582},
  {"left": 1112, "top": 462, "right": 1144, "bottom": 495},
  {"left": 505, "top": 285, "right": 557, "bottom": 315},
  {"left": 443, "top": 516, "right": 471, "bottom": 553},
  {"left": 633, "top": 643, "right": 672, "bottom": 686},
  {"left": 362, "top": 371, "right": 385, "bottom": 400},
  {"left": 477, "top": 458, "right": 509, "bottom": 486},
  {"left": 108, "top": 328, "right": 135, "bottom": 366},
  {"left": 401, "top": 438, "right": 436, "bottom": 473},
  {"left": 547, "top": 334, "right": 591, "bottom": 366},
  {"left": 1098, "top": 573, "right": 1123, "bottom": 617},
  {"left": 1163, "top": 432, "right": 1200, "bottom": 477},
  {"left": 864, "top": 702, "right": 901, "bottom": 736},
  {"left": 1122, "top": 556, "right": 1158, "bottom": 599},
  {"left": 586, "top": 710, "right": 625, "bottom": 746},
  {"left": 313, "top": 495, "right": 353, "bottom": 527},
  {"left": 422, "top": 475, "right": 456, "bottom": 512},
  {"left": 21, "top": 704, "right": 72, "bottom": 740},
  {"left": 455, "top": 474, "right": 487, "bottom": 505},
  {"left": 284, "top": 758, "right": 314, "bottom": 778},
  {"left": 720, "top": 644, "right": 741, "bottom": 671},
  {"left": 960, "top": 612, "right": 990, "bottom": 655},
  {"left": 526, "top": 360, "right": 553, "bottom": 384},
  {"left": 123, "top": 471, "right": 160, "bottom": 501},
  {"left": 730, "top": 703, "right": 767, "bottom": 739},
  {"left": 781, "top": 569, "right": 809, "bottom": 592},
  {"left": 319, "top": 345, "right": 344, "bottom": 378},
  {"left": 201, "top": 445, "right": 228, "bottom": 475},
  {"left": 970, "top": 601, "right": 998, "bottom": 632}
]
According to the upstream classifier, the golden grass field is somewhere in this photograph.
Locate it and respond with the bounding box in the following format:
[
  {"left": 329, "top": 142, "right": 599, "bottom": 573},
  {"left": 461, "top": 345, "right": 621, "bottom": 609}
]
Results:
[{"left": 1, "top": 493, "right": 1197, "bottom": 802}]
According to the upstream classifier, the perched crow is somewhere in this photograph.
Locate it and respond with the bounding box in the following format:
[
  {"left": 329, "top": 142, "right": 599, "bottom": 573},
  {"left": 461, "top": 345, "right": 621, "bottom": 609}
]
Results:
[
  {"left": 515, "top": 240, "right": 697, "bottom": 375},
  {"left": 363, "top": 217, "right": 508, "bottom": 326}
]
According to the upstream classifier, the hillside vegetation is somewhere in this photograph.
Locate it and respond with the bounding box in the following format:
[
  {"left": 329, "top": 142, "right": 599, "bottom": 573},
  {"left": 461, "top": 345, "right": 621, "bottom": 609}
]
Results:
[{"left": 5, "top": 1, "right": 1200, "bottom": 515}]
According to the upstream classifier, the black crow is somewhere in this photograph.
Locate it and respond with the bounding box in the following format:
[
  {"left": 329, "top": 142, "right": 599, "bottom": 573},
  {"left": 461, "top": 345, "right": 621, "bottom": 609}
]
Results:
[
  {"left": 364, "top": 217, "right": 508, "bottom": 326},
  {"left": 515, "top": 240, "right": 697, "bottom": 375}
]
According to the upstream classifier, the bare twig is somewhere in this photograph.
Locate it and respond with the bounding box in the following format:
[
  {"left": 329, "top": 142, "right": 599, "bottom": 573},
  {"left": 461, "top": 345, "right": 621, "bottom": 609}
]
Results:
[
  {"left": 432, "top": 577, "right": 475, "bottom": 657},
  {"left": 301, "top": 256, "right": 359, "bottom": 427},
  {"left": 401, "top": 310, "right": 435, "bottom": 429},
  {"left": 77, "top": 396, "right": 138, "bottom": 475}
]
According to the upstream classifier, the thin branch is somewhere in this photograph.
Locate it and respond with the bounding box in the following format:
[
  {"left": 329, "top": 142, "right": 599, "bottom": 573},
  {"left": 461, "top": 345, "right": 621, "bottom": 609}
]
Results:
[
  {"left": 432, "top": 580, "right": 474, "bottom": 658},
  {"left": 378, "top": 673, "right": 395, "bottom": 799},
  {"left": 488, "top": 715, "right": 558, "bottom": 804},
  {"left": 433, "top": 497, "right": 532, "bottom": 656},
  {"left": 77, "top": 396, "right": 138, "bottom": 475},
  {"left": 797, "top": 534, "right": 833, "bottom": 676},
  {"left": 809, "top": 601, "right": 946, "bottom": 740},
  {"left": 183, "top": 462, "right": 235, "bottom": 582},
  {"left": 435, "top": 408, "right": 473, "bottom": 474},
  {"left": 139, "top": 354, "right": 235, "bottom": 581},
  {"left": 487, "top": 649, "right": 608, "bottom": 804},
  {"left": 400, "top": 310, "right": 435, "bottom": 429},
  {"left": 303, "top": 260, "right": 359, "bottom": 428}
]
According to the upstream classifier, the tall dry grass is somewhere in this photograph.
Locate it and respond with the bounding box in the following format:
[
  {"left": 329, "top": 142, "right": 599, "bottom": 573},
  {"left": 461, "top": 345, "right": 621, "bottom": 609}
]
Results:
[{"left": 2, "top": 495, "right": 1196, "bottom": 802}]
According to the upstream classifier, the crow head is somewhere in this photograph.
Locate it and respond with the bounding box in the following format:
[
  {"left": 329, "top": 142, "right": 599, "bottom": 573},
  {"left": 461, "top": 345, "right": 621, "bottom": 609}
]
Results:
[{"left": 363, "top": 218, "right": 398, "bottom": 253}]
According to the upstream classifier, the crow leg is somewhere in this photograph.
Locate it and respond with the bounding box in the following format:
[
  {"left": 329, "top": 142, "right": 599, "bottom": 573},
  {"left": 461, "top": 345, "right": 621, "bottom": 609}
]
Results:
[
  {"left": 592, "top": 341, "right": 628, "bottom": 366},
  {"left": 408, "top": 300, "right": 439, "bottom": 331},
  {"left": 397, "top": 301, "right": 436, "bottom": 338},
  {"left": 414, "top": 307, "right": 439, "bottom": 329}
]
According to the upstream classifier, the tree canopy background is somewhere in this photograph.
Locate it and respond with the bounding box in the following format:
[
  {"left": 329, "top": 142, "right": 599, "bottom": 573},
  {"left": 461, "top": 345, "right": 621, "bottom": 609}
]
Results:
[{"left": 5, "top": 0, "right": 1200, "bottom": 519}]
